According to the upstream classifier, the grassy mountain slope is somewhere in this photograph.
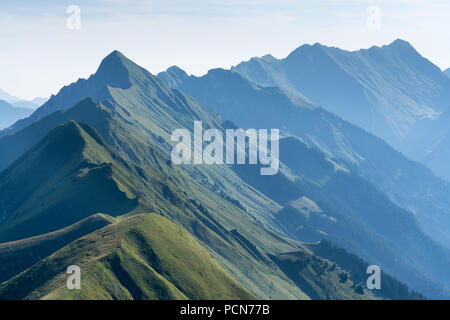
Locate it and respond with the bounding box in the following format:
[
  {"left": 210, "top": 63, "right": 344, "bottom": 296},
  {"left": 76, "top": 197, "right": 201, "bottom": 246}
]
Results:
[
  {"left": 0, "top": 51, "right": 220, "bottom": 138},
  {"left": 0, "top": 213, "right": 255, "bottom": 300},
  {"left": 158, "top": 66, "right": 450, "bottom": 253},
  {"left": 0, "top": 51, "right": 432, "bottom": 300},
  {"left": 0, "top": 121, "right": 139, "bottom": 242},
  {"left": 0, "top": 118, "right": 308, "bottom": 299},
  {"left": 232, "top": 136, "right": 450, "bottom": 298},
  {"left": 0, "top": 98, "right": 116, "bottom": 173},
  {"left": 0, "top": 214, "right": 113, "bottom": 284},
  {"left": 0, "top": 51, "right": 288, "bottom": 257}
]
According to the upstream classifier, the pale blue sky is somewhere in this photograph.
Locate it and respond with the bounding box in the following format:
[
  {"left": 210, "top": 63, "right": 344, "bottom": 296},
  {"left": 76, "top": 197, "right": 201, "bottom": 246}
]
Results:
[{"left": 1, "top": 0, "right": 449, "bottom": 99}]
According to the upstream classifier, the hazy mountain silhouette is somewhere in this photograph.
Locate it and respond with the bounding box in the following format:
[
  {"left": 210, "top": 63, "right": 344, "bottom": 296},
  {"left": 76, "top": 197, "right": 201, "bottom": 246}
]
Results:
[
  {"left": 158, "top": 66, "right": 450, "bottom": 252},
  {"left": 231, "top": 39, "right": 450, "bottom": 180},
  {"left": 0, "top": 100, "right": 33, "bottom": 130},
  {"left": 0, "top": 90, "right": 19, "bottom": 103},
  {"left": 0, "top": 89, "right": 45, "bottom": 110}
]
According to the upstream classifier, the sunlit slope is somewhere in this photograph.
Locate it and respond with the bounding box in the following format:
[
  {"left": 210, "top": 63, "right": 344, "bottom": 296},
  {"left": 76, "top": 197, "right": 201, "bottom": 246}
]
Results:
[
  {"left": 0, "top": 121, "right": 138, "bottom": 242},
  {"left": 0, "top": 119, "right": 308, "bottom": 299},
  {"left": 0, "top": 214, "right": 113, "bottom": 284},
  {"left": 0, "top": 214, "right": 256, "bottom": 300},
  {"left": 2, "top": 213, "right": 406, "bottom": 300},
  {"left": 0, "top": 52, "right": 309, "bottom": 298},
  {"left": 157, "top": 67, "right": 450, "bottom": 297}
]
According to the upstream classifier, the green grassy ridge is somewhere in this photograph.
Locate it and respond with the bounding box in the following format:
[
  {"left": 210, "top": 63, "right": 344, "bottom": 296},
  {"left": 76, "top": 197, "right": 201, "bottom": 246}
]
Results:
[
  {"left": 0, "top": 120, "right": 309, "bottom": 299},
  {"left": 0, "top": 121, "right": 139, "bottom": 242},
  {"left": 0, "top": 62, "right": 310, "bottom": 297},
  {"left": 0, "top": 54, "right": 285, "bottom": 251},
  {"left": 0, "top": 213, "right": 113, "bottom": 284},
  {"left": 0, "top": 213, "right": 255, "bottom": 300},
  {"left": 0, "top": 52, "right": 426, "bottom": 299},
  {"left": 158, "top": 63, "right": 450, "bottom": 297},
  {"left": 0, "top": 85, "right": 284, "bottom": 246},
  {"left": 0, "top": 97, "right": 112, "bottom": 172}
]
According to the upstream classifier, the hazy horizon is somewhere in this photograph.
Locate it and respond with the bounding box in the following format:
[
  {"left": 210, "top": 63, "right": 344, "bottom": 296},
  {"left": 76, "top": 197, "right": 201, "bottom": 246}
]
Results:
[{"left": 1, "top": 0, "right": 449, "bottom": 100}]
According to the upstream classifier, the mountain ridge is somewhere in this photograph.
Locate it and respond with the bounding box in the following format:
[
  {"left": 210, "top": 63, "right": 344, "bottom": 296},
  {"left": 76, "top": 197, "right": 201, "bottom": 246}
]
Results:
[
  {"left": 158, "top": 63, "right": 450, "bottom": 297},
  {"left": 231, "top": 39, "right": 450, "bottom": 180},
  {"left": 0, "top": 120, "right": 139, "bottom": 242},
  {"left": 1, "top": 49, "right": 448, "bottom": 299},
  {"left": 0, "top": 100, "right": 33, "bottom": 130},
  {"left": 0, "top": 63, "right": 315, "bottom": 299},
  {"left": 0, "top": 213, "right": 257, "bottom": 300},
  {"left": 158, "top": 64, "right": 450, "bottom": 251},
  {"left": 0, "top": 89, "right": 45, "bottom": 110}
]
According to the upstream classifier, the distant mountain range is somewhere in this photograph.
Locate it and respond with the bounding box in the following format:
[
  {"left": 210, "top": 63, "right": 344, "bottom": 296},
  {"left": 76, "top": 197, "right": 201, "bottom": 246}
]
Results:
[
  {"left": 0, "top": 89, "right": 46, "bottom": 129},
  {"left": 158, "top": 63, "right": 450, "bottom": 254},
  {"left": 0, "top": 89, "right": 47, "bottom": 110},
  {"left": 0, "top": 90, "right": 18, "bottom": 103},
  {"left": 0, "top": 49, "right": 448, "bottom": 299},
  {"left": 230, "top": 39, "right": 450, "bottom": 181},
  {"left": 0, "top": 100, "right": 33, "bottom": 130}
]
